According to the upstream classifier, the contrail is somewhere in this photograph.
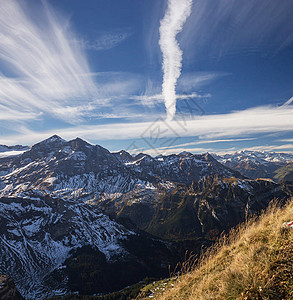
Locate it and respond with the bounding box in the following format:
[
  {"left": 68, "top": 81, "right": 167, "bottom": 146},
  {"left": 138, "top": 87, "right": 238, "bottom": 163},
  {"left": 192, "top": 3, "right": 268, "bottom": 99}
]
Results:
[
  {"left": 282, "top": 96, "right": 293, "bottom": 107},
  {"left": 159, "top": 0, "right": 193, "bottom": 121}
]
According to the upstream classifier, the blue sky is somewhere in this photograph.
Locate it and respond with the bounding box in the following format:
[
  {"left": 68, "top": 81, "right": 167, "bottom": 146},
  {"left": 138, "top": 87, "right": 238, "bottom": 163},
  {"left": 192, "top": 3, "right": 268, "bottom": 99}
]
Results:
[{"left": 0, "top": 0, "right": 292, "bottom": 155}]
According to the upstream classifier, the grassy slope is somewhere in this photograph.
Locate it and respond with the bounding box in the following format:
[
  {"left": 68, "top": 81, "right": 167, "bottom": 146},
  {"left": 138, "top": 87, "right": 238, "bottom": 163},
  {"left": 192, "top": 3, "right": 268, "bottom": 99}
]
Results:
[{"left": 147, "top": 198, "right": 293, "bottom": 300}]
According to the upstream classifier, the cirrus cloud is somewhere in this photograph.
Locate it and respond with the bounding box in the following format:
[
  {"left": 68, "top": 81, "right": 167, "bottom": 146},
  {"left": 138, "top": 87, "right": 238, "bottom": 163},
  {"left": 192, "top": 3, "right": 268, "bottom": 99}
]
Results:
[
  {"left": 0, "top": 0, "right": 97, "bottom": 122},
  {"left": 2, "top": 104, "right": 293, "bottom": 150},
  {"left": 75, "top": 28, "right": 133, "bottom": 51}
]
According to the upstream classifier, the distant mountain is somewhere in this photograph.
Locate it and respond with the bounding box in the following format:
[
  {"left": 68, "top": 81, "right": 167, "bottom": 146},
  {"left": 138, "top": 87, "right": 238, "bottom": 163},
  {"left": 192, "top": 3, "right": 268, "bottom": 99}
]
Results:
[
  {"left": 0, "top": 135, "right": 145, "bottom": 200},
  {"left": 0, "top": 144, "right": 29, "bottom": 153},
  {"left": 114, "top": 150, "right": 243, "bottom": 184},
  {"left": 213, "top": 150, "right": 293, "bottom": 180},
  {"left": 0, "top": 144, "right": 29, "bottom": 158}
]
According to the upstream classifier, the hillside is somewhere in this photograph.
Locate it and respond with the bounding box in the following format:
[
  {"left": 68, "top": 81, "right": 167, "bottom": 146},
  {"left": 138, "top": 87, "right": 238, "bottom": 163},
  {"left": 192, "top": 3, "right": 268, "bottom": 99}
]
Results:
[
  {"left": 274, "top": 162, "right": 293, "bottom": 182},
  {"left": 144, "top": 197, "right": 293, "bottom": 300},
  {"left": 114, "top": 175, "right": 289, "bottom": 240}
]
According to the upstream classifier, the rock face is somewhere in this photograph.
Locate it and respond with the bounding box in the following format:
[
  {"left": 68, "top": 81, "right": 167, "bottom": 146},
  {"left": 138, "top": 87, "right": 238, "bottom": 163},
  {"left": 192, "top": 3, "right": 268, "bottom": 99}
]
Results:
[
  {"left": 0, "top": 135, "right": 143, "bottom": 200},
  {"left": 0, "top": 275, "right": 23, "bottom": 299},
  {"left": 213, "top": 150, "right": 293, "bottom": 180}
]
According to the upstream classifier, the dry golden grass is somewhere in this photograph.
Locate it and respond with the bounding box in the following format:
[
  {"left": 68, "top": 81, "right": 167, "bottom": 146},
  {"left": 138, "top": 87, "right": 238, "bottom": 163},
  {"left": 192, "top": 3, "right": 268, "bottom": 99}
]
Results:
[{"left": 153, "top": 198, "right": 293, "bottom": 300}]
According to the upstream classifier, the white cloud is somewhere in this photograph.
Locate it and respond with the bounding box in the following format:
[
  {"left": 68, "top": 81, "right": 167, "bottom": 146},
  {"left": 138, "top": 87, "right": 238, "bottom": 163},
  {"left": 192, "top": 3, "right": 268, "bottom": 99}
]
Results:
[
  {"left": 279, "top": 139, "right": 293, "bottom": 143},
  {"left": 0, "top": 106, "right": 41, "bottom": 121},
  {"left": 130, "top": 71, "right": 220, "bottom": 110},
  {"left": 178, "top": 72, "right": 230, "bottom": 91},
  {"left": 0, "top": 0, "right": 97, "bottom": 121},
  {"left": 135, "top": 138, "right": 256, "bottom": 156},
  {"left": 141, "top": 147, "right": 213, "bottom": 156},
  {"left": 59, "top": 104, "right": 293, "bottom": 142},
  {"left": 2, "top": 104, "right": 293, "bottom": 148},
  {"left": 158, "top": 138, "right": 257, "bottom": 150},
  {"left": 131, "top": 92, "right": 210, "bottom": 107}
]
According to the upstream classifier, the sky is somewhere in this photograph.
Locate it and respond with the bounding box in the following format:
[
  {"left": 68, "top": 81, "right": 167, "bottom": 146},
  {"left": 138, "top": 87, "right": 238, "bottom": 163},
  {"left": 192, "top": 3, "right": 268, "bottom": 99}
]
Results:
[{"left": 0, "top": 0, "right": 292, "bottom": 155}]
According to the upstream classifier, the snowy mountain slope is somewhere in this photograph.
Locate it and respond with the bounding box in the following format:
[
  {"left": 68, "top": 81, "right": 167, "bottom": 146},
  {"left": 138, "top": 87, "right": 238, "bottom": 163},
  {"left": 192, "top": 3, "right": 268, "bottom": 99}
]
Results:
[
  {"left": 113, "top": 150, "right": 242, "bottom": 184},
  {"left": 0, "top": 136, "right": 241, "bottom": 202},
  {"left": 0, "top": 194, "right": 133, "bottom": 299},
  {"left": 214, "top": 150, "right": 293, "bottom": 165},
  {"left": 0, "top": 193, "right": 207, "bottom": 299},
  {"left": 0, "top": 136, "right": 157, "bottom": 201},
  {"left": 213, "top": 150, "right": 293, "bottom": 180},
  {"left": 0, "top": 145, "right": 29, "bottom": 153}
]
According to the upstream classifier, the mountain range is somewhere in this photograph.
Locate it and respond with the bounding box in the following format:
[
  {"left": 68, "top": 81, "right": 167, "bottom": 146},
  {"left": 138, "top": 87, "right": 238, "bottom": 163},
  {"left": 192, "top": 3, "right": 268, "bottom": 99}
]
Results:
[
  {"left": 213, "top": 150, "right": 293, "bottom": 180},
  {"left": 0, "top": 135, "right": 292, "bottom": 299}
]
